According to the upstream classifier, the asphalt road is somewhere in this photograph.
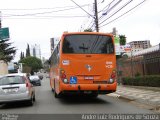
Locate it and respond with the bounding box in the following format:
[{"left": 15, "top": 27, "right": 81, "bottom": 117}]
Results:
[{"left": 0, "top": 76, "right": 156, "bottom": 120}]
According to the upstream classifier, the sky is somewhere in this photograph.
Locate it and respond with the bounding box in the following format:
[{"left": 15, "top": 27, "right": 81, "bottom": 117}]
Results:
[{"left": 0, "top": 0, "right": 160, "bottom": 62}]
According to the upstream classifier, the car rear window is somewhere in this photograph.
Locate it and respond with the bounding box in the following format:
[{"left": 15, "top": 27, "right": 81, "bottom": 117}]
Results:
[
  {"left": 0, "top": 76, "right": 25, "bottom": 85},
  {"left": 29, "top": 76, "right": 39, "bottom": 80}
]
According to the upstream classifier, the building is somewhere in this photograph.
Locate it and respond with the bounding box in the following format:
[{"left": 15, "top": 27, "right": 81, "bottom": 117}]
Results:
[
  {"left": 112, "top": 27, "right": 118, "bottom": 36},
  {"left": 50, "top": 37, "right": 60, "bottom": 54},
  {"left": 50, "top": 38, "right": 54, "bottom": 54},
  {"left": 128, "top": 40, "right": 151, "bottom": 53},
  {"left": 30, "top": 44, "right": 41, "bottom": 59}
]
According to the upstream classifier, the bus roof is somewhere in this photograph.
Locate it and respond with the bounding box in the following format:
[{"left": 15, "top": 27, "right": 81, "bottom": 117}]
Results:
[{"left": 62, "top": 32, "right": 113, "bottom": 37}]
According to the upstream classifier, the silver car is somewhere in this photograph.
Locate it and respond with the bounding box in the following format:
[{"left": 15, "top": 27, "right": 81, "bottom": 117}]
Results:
[
  {"left": 0, "top": 73, "right": 35, "bottom": 106},
  {"left": 29, "top": 75, "right": 41, "bottom": 86}
]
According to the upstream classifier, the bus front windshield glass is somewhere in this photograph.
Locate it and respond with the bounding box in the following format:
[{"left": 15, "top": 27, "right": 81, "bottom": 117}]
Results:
[{"left": 62, "top": 34, "right": 114, "bottom": 54}]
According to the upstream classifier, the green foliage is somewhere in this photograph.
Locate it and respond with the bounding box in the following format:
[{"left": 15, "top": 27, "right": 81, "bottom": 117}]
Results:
[
  {"left": 122, "top": 75, "right": 160, "bottom": 87},
  {"left": 0, "top": 39, "right": 16, "bottom": 62},
  {"left": 19, "top": 56, "right": 43, "bottom": 73},
  {"left": 119, "top": 35, "right": 126, "bottom": 45},
  {"left": 84, "top": 28, "right": 93, "bottom": 32}
]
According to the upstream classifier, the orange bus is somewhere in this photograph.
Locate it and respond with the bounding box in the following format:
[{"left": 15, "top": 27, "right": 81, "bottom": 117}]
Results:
[{"left": 49, "top": 32, "right": 117, "bottom": 98}]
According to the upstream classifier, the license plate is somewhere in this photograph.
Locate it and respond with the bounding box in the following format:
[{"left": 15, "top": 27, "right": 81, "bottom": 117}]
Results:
[{"left": 84, "top": 76, "right": 94, "bottom": 80}]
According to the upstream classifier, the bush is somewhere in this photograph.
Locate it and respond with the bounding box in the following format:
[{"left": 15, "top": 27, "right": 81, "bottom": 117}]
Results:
[{"left": 121, "top": 75, "right": 160, "bottom": 87}]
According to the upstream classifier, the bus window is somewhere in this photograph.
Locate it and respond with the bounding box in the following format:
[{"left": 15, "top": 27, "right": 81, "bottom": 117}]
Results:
[{"left": 62, "top": 34, "right": 114, "bottom": 54}]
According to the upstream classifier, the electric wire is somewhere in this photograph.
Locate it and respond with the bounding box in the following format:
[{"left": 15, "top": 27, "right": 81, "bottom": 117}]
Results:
[
  {"left": 3, "top": 5, "right": 90, "bottom": 17},
  {"left": 0, "top": 4, "right": 90, "bottom": 11},
  {"left": 70, "top": 0, "right": 94, "bottom": 18},
  {"left": 99, "top": 0, "right": 133, "bottom": 26},
  {"left": 98, "top": 0, "right": 122, "bottom": 21},
  {"left": 99, "top": 0, "right": 146, "bottom": 28},
  {"left": 2, "top": 15, "right": 88, "bottom": 19},
  {"left": 98, "top": 0, "right": 117, "bottom": 13}
]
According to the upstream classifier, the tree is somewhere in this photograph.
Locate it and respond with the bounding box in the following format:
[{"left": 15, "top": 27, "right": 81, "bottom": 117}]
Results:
[
  {"left": 0, "top": 39, "right": 16, "bottom": 63},
  {"left": 84, "top": 28, "right": 93, "bottom": 32},
  {"left": 119, "top": 35, "right": 126, "bottom": 45},
  {"left": 116, "top": 35, "right": 127, "bottom": 59},
  {"left": 19, "top": 56, "right": 43, "bottom": 74},
  {"left": 26, "top": 44, "right": 30, "bottom": 57}
]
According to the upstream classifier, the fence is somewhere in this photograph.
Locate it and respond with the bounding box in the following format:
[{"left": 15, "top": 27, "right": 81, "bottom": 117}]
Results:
[{"left": 117, "top": 44, "right": 160, "bottom": 79}]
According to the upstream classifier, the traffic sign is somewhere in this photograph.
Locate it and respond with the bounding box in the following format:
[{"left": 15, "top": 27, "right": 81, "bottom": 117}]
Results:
[{"left": 0, "top": 27, "right": 10, "bottom": 40}]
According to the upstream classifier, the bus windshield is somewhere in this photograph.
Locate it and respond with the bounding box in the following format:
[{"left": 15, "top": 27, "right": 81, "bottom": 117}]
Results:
[{"left": 62, "top": 34, "right": 114, "bottom": 54}]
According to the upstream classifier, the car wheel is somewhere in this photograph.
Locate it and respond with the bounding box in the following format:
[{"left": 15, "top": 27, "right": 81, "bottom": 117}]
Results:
[
  {"left": 33, "top": 94, "right": 36, "bottom": 102},
  {"left": 28, "top": 95, "right": 34, "bottom": 106}
]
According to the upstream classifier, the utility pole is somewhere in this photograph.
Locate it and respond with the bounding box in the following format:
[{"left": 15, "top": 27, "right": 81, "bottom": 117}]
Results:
[{"left": 94, "top": 0, "right": 99, "bottom": 32}]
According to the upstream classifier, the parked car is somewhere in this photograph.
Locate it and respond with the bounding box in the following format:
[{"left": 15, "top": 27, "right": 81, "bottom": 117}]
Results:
[
  {"left": 0, "top": 73, "right": 35, "bottom": 106},
  {"left": 29, "top": 75, "right": 41, "bottom": 86}
]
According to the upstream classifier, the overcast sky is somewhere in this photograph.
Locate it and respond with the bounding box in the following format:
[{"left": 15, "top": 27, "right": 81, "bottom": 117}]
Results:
[{"left": 0, "top": 0, "right": 160, "bottom": 61}]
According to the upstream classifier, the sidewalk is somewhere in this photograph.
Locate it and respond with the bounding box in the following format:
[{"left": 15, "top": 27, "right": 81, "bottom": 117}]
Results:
[{"left": 112, "top": 85, "right": 160, "bottom": 112}]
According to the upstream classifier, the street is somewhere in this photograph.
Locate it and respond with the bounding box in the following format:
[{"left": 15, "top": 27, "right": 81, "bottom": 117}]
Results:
[{"left": 0, "top": 77, "right": 154, "bottom": 114}]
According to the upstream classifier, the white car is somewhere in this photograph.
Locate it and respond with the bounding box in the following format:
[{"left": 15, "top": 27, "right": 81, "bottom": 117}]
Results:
[
  {"left": 29, "top": 75, "right": 41, "bottom": 86},
  {"left": 0, "top": 73, "right": 35, "bottom": 106}
]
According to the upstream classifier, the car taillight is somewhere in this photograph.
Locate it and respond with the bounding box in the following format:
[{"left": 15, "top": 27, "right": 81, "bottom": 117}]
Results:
[{"left": 60, "top": 70, "right": 68, "bottom": 84}]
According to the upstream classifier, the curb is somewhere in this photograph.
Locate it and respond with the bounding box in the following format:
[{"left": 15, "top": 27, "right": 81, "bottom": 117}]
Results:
[
  {"left": 118, "top": 85, "right": 160, "bottom": 92},
  {"left": 115, "top": 93, "right": 160, "bottom": 113}
]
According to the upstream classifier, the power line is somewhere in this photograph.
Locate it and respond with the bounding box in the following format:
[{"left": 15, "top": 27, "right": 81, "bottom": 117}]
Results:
[
  {"left": 2, "top": 15, "right": 88, "bottom": 19},
  {"left": 98, "top": 0, "right": 116, "bottom": 13},
  {"left": 99, "top": 0, "right": 133, "bottom": 26},
  {"left": 70, "top": 0, "right": 94, "bottom": 18},
  {"left": 87, "top": 19, "right": 94, "bottom": 29},
  {"left": 98, "top": 0, "right": 122, "bottom": 21},
  {"left": 0, "top": 4, "right": 90, "bottom": 11},
  {"left": 99, "top": 0, "right": 147, "bottom": 28},
  {"left": 102, "top": 0, "right": 122, "bottom": 16},
  {"left": 3, "top": 5, "right": 89, "bottom": 17}
]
